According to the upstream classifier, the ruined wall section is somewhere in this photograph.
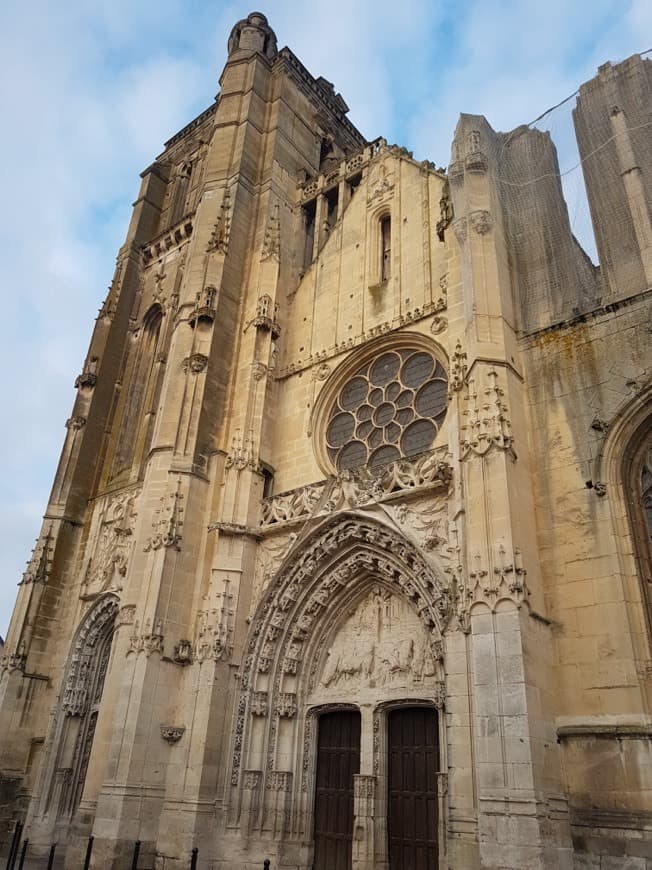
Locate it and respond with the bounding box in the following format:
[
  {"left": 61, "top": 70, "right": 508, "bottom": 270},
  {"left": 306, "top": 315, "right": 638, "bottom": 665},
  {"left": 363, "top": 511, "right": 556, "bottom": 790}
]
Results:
[
  {"left": 452, "top": 113, "right": 599, "bottom": 336},
  {"left": 574, "top": 54, "right": 652, "bottom": 301},
  {"left": 495, "top": 123, "right": 599, "bottom": 332}
]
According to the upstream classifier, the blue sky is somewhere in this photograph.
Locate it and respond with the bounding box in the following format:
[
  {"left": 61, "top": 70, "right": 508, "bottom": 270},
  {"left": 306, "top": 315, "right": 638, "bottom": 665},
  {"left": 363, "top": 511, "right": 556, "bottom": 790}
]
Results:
[{"left": 0, "top": 0, "right": 649, "bottom": 637}]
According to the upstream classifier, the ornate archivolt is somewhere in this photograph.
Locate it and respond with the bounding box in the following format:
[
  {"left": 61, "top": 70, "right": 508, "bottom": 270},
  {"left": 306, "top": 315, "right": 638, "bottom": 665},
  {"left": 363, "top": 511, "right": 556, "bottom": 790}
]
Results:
[
  {"left": 36, "top": 595, "right": 119, "bottom": 825},
  {"left": 227, "top": 513, "right": 450, "bottom": 839}
]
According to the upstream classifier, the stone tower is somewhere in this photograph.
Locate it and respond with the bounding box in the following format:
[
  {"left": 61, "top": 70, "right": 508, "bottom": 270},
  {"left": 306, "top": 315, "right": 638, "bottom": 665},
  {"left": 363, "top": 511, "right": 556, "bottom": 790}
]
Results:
[{"left": 1, "top": 15, "right": 650, "bottom": 870}]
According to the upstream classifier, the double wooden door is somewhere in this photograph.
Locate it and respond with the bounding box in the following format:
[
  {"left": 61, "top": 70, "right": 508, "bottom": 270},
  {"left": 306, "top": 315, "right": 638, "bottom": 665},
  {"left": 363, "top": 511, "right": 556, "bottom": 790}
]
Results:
[{"left": 313, "top": 707, "right": 439, "bottom": 870}]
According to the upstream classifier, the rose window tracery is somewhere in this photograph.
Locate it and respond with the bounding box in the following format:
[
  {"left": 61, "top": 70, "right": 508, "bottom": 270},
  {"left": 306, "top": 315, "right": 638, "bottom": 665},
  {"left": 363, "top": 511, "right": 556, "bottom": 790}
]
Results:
[{"left": 325, "top": 349, "right": 448, "bottom": 471}]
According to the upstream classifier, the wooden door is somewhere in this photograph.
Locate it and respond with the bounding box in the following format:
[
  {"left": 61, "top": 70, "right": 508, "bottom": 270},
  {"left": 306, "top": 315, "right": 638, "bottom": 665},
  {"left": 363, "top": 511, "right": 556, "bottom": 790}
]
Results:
[
  {"left": 313, "top": 710, "right": 361, "bottom": 870},
  {"left": 388, "top": 707, "right": 439, "bottom": 869}
]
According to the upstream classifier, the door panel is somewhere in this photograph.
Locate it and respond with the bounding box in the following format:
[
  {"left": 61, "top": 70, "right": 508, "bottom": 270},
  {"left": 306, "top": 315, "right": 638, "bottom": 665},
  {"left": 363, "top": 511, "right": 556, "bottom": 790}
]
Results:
[
  {"left": 388, "top": 707, "right": 439, "bottom": 870},
  {"left": 313, "top": 710, "right": 361, "bottom": 870}
]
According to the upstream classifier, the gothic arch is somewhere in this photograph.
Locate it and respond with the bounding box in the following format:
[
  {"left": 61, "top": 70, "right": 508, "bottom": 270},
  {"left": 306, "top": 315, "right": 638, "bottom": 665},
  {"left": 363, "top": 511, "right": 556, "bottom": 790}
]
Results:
[
  {"left": 227, "top": 513, "right": 450, "bottom": 843},
  {"left": 595, "top": 380, "right": 652, "bottom": 651},
  {"left": 36, "top": 595, "right": 119, "bottom": 827}
]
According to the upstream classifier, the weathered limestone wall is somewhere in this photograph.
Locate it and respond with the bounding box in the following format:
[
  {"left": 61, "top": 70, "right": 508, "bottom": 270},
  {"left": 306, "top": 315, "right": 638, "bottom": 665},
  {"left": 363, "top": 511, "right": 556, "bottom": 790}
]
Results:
[
  {"left": 0, "top": 18, "right": 649, "bottom": 870},
  {"left": 574, "top": 54, "right": 652, "bottom": 300}
]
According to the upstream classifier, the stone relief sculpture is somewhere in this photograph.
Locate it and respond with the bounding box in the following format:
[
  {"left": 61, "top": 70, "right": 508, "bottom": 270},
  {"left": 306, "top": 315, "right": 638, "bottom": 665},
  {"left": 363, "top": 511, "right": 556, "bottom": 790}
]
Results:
[{"left": 320, "top": 587, "right": 438, "bottom": 690}]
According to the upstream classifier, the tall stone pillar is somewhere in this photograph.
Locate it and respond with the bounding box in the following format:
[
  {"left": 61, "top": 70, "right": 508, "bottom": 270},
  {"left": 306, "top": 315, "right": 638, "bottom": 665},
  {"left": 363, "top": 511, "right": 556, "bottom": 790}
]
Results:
[{"left": 447, "top": 114, "right": 573, "bottom": 869}]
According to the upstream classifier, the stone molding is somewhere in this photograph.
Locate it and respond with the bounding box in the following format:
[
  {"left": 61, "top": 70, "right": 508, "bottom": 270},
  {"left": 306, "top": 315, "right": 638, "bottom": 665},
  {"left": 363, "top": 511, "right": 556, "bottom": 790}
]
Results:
[{"left": 259, "top": 446, "right": 451, "bottom": 528}]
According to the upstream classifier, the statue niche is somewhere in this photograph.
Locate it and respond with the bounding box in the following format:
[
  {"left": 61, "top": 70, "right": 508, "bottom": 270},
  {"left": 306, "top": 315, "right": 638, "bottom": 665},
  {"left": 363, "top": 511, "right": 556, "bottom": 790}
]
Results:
[{"left": 317, "top": 586, "right": 440, "bottom": 700}]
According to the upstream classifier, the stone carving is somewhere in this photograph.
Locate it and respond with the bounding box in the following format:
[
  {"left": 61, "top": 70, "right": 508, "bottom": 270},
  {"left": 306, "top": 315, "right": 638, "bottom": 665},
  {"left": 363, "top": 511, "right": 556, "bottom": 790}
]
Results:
[
  {"left": 195, "top": 578, "right": 234, "bottom": 662},
  {"left": 436, "top": 178, "right": 454, "bottom": 241},
  {"left": 142, "top": 216, "right": 194, "bottom": 264},
  {"left": 22, "top": 526, "right": 53, "bottom": 585},
  {"left": 0, "top": 641, "right": 27, "bottom": 674},
  {"left": 275, "top": 692, "right": 297, "bottom": 718},
  {"left": 460, "top": 369, "right": 515, "bottom": 460},
  {"left": 262, "top": 204, "right": 281, "bottom": 261},
  {"left": 251, "top": 691, "right": 269, "bottom": 717},
  {"left": 189, "top": 285, "right": 217, "bottom": 327},
  {"left": 260, "top": 483, "right": 325, "bottom": 525},
  {"left": 449, "top": 340, "right": 468, "bottom": 393},
  {"left": 469, "top": 209, "right": 492, "bottom": 235},
  {"left": 206, "top": 188, "right": 231, "bottom": 254},
  {"left": 372, "top": 712, "right": 380, "bottom": 774},
  {"left": 62, "top": 596, "right": 119, "bottom": 715},
  {"left": 453, "top": 543, "right": 530, "bottom": 627},
  {"left": 144, "top": 481, "right": 183, "bottom": 551},
  {"left": 243, "top": 770, "right": 262, "bottom": 790},
  {"left": 65, "top": 416, "right": 86, "bottom": 430},
  {"left": 115, "top": 604, "right": 136, "bottom": 628},
  {"left": 153, "top": 260, "right": 167, "bottom": 303},
  {"left": 267, "top": 771, "right": 292, "bottom": 792},
  {"left": 311, "top": 363, "right": 331, "bottom": 381},
  {"left": 591, "top": 415, "right": 610, "bottom": 433},
  {"left": 354, "top": 774, "right": 376, "bottom": 800},
  {"left": 391, "top": 500, "right": 449, "bottom": 553},
  {"left": 452, "top": 217, "right": 468, "bottom": 246},
  {"left": 83, "top": 492, "right": 138, "bottom": 594},
  {"left": 251, "top": 361, "right": 268, "bottom": 381},
  {"left": 259, "top": 447, "right": 451, "bottom": 528},
  {"left": 128, "top": 618, "right": 164, "bottom": 657},
  {"left": 225, "top": 429, "right": 256, "bottom": 471},
  {"left": 160, "top": 725, "right": 185, "bottom": 743},
  {"left": 182, "top": 353, "right": 208, "bottom": 374},
  {"left": 231, "top": 516, "right": 450, "bottom": 789},
  {"left": 367, "top": 159, "right": 394, "bottom": 204},
  {"left": 173, "top": 639, "right": 193, "bottom": 665},
  {"left": 75, "top": 356, "right": 99, "bottom": 389},
  {"left": 431, "top": 315, "right": 448, "bottom": 334},
  {"left": 319, "top": 588, "right": 439, "bottom": 691},
  {"left": 251, "top": 294, "right": 281, "bottom": 338}
]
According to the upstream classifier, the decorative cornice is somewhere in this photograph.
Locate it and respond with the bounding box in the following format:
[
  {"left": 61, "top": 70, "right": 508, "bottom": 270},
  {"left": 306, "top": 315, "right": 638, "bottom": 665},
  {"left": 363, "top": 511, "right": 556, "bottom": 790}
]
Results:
[
  {"left": 259, "top": 447, "right": 451, "bottom": 529},
  {"left": 276, "top": 299, "right": 446, "bottom": 379},
  {"left": 557, "top": 724, "right": 652, "bottom": 740},
  {"left": 142, "top": 215, "right": 194, "bottom": 264}
]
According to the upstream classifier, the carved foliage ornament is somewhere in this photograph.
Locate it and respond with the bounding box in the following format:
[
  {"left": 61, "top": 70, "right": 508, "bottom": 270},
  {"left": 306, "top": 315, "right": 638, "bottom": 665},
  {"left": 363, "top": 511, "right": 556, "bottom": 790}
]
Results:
[
  {"left": 460, "top": 368, "right": 515, "bottom": 460},
  {"left": 259, "top": 447, "right": 451, "bottom": 527}
]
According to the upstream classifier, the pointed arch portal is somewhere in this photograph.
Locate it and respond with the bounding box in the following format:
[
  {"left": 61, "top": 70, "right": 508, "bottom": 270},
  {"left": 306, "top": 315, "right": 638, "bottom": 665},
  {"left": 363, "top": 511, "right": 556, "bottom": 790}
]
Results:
[{"left": 229, "top": 513, "right": 448, "bottom": 868}]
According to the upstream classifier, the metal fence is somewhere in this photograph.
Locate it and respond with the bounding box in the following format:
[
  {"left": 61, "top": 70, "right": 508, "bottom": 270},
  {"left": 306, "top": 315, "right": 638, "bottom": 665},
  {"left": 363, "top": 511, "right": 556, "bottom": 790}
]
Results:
[{"left": 4, "top": 824, "right": 273, "bottom": 869}]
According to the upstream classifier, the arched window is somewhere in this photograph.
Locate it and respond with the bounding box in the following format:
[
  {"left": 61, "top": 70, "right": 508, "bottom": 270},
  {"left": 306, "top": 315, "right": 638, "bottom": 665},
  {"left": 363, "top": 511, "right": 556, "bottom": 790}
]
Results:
[
  {"left": 625, "top": 425, "right": 652, "bottom": 640},
  {"left": 110, "top": 304, "right": 165, "bottom": 481},
  {"left": 380, "top": 215, "right": 391, "bottom": 282}
]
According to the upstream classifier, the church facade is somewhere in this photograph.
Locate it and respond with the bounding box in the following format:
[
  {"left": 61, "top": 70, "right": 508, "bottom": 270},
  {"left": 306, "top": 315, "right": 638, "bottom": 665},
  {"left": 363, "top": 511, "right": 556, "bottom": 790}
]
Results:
[{"left": 1, "top": 14, "right": 651, "bottom": 869}]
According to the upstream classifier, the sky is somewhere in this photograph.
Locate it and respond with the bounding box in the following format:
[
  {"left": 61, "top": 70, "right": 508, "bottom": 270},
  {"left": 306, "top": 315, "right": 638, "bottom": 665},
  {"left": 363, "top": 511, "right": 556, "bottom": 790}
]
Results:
[{"left": 0, "top": 0, "right": 649, "bottom": 638}]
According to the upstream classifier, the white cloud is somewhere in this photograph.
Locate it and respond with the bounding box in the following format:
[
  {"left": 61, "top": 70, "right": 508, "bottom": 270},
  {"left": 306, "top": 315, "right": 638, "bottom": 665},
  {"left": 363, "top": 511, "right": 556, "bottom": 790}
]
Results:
[{"left": 0, "top": 0, "right": 647, "bottom": 635}]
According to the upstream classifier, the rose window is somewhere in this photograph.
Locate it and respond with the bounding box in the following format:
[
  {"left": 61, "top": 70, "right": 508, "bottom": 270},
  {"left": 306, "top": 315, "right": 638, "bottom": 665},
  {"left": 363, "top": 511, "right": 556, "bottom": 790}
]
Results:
[{"left": 325, "top": 349, "right": 448, "bottom": 471}]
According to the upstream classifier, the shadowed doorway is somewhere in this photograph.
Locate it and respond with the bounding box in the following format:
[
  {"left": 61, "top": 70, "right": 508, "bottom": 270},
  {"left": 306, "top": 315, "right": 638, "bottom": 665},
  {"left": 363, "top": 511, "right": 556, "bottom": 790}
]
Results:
[{"left": 388, "top": 706, "right": 439, "bottom": 869}]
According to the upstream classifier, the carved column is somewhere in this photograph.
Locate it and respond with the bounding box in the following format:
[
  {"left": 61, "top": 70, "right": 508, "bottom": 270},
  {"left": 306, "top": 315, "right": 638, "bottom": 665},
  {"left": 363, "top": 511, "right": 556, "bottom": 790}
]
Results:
[{"left": 352, "top": 774, "right": 376, "bottom": 870}]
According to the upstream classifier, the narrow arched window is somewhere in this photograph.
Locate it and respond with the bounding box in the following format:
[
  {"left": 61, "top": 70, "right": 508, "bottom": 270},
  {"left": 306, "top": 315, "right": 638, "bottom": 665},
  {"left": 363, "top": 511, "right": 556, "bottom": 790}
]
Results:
[
  {"left": 625, "top": 426, "right": 652, "bottom": 643},
  {"left": 381, "top": 215, "right": 391, "bottom": 282},
  {"left": 110, "top": 305, "right": 164, "bottom": 481}
]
